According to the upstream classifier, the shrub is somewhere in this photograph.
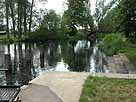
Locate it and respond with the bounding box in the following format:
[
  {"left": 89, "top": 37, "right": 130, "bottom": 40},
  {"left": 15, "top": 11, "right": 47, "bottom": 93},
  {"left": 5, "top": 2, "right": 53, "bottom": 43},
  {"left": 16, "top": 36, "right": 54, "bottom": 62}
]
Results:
[
  {"left": 26, "top": 30, "right": 67, "bottom": 41},
  {"left": 102, "top": 33, "right": 125, "bottom": 56}
]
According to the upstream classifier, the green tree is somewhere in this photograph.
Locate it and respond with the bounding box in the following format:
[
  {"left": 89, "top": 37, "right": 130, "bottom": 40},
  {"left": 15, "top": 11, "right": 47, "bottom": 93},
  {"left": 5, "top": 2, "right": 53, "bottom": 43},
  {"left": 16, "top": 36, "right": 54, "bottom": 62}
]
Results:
[
  {"left": 98, "top": 6, "right": 120, "bottom": 33},
  {"left": 95, "top": 0, "right": 118, "bottom": 31},
  {"left": 118, "top": 0, "right": 136, "bottom": 39},
  {"left": 0, "top": 0, "right": 5, "bottom": 31},
  {"left": 62, "top": 0, "right": 94, "bottom": 36},
  {"left": 39, "top": 9, "right": 61, "bottom": 35}
]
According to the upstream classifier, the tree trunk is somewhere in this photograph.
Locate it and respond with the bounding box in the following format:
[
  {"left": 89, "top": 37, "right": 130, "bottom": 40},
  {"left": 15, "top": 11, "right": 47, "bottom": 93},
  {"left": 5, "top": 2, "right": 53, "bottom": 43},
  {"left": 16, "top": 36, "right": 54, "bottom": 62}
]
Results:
[
  {"left": 17, "top": 1, "right": 23, "bottom": 38},
  {"left": 17, "top": 1, "right": 20, "bottom": 37},
  {"left": 24, "top": 0, "right": 27, "bottom": 35},
  {"left": 10, "top": 1, "right": 16, "bottom": 38},
  {"left": 19, "top": 3, "right": 22, "bottom": 37},
  {"left": 29, "top": 0, "right": 34, "bottom": 32},
  {"left": 5, "top": 0, "right": 9, "bottom": 39}
]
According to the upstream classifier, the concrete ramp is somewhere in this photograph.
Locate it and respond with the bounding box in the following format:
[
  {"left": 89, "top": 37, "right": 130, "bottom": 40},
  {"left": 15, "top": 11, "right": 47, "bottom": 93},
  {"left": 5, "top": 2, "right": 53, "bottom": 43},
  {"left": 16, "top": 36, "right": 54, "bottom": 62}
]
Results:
[
  {"left": 29, "top": 72, "right": 90, "bottom": 102},
  {"left": 19, "top": 84, "right": 63, "bottom": 102}
]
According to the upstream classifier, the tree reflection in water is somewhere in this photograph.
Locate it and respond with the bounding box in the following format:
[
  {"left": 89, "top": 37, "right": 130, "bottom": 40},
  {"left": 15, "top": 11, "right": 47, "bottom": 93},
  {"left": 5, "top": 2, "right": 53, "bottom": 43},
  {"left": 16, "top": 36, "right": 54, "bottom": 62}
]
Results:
[{"left": 0, "top": 40, "right": 108, "bottom": 85}]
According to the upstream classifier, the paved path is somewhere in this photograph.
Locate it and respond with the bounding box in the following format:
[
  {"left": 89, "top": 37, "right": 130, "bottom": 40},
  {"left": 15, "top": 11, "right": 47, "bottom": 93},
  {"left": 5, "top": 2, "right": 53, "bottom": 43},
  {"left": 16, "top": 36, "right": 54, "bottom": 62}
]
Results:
[
  {"left": 18, "top": 72, "right": 136, "bottom": 102},
  {"left": 19, "top": 72, "right": 90, "bottom": 102}
]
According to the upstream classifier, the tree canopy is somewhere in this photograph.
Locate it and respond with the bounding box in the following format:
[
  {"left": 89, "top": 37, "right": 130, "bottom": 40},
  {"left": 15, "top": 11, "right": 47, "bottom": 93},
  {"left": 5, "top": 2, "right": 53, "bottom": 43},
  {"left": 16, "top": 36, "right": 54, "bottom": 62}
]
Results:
[
  {"left": 61, "top": 0, "right": 94, "bottom": 36},
  {"left": 0, "top": 0, "right": 136, "bottom": 40}
]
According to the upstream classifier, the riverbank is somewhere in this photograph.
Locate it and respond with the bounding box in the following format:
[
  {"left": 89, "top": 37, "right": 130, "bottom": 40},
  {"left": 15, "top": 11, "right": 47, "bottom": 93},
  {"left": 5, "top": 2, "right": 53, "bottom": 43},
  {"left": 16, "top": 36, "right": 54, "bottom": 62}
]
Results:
[
  {"left": 98, "top": 33, "right": 136, "bottom": 69},
  {"left": 107, "top": 53, "right": 136, "bottom": 74},
  {"left": 120, "top": 42, "right": 136, "bottom": 68},
  {"left": 0, "top": 33, "right": 86, "bottom": 43},
  {"left": 80, "top": 76, "right": 136, "bottom": 102},
  {"left": 0, "top": 35, "right": 26, "bottom": 43}
]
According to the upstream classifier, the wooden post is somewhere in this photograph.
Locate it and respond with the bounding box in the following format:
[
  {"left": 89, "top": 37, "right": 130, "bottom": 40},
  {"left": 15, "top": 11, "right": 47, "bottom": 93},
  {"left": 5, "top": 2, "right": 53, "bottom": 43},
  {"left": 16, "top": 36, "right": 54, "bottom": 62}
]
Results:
[{"left": 4, "top": 54, "right": 12, "bottom": 75}]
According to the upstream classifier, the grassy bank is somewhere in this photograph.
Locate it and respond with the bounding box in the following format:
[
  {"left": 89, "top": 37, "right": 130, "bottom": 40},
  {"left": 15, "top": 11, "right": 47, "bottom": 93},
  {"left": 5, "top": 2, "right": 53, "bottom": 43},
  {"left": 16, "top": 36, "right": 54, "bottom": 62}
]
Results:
[
  {"left": 0, "top": 35, "right": 26, "bottom": 43},
  {"left": 80, "top": 77, "right": 136, "bottom": 102},
  {"left": 99, "top": 33, "right": 136, "bottom": 68},
  {"left": 120, "top": 42, "right": 136, "bottom": 68}
]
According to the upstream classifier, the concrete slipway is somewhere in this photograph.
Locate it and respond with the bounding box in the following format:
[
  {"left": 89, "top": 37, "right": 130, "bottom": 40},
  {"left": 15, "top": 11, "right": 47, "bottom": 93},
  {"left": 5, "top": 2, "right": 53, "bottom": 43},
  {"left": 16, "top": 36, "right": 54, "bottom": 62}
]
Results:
[
  {"left": 18, "top": 72, "right": 136, "bottom": 102},
  {"left": 18, "top": 72, "right": 90, "bottom": 102}
]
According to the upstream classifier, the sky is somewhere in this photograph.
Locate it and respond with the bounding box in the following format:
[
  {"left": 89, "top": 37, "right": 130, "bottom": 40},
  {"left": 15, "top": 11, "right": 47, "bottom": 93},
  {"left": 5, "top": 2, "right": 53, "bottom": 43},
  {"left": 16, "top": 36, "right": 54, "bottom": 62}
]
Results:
[
  {"left": 34, "top": 0, "right": 111, "bottom": 15},
  {"left": 35, "top": 0, "right": 67, "bottom": 14}
]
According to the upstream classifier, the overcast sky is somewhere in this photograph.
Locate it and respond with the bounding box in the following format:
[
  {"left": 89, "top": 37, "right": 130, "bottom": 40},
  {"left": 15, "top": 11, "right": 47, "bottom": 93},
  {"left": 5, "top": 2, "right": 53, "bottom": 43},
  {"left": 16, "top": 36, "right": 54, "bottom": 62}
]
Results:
[{"left": 34, "top": 0, "right": 111, "bottom": 15}]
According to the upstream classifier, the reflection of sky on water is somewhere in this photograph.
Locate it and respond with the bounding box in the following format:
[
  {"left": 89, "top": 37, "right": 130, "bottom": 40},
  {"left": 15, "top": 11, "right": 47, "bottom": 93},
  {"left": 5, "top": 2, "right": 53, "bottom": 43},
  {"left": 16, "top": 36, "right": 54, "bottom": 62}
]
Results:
[
  {"left": 90, "top": 46, "right": 97, "bottom": 72},
  {"left": 49, "top": 59, "right": 69, "bottom": 72},
  {"left": 74, "top": 40, "right": 91, "bottom": 53}
]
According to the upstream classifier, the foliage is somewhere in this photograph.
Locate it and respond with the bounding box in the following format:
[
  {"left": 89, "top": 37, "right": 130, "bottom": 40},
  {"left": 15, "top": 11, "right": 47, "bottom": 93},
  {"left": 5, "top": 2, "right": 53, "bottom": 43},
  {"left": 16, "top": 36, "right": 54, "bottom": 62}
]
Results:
[
  {"left": 80, "top": 76, "right": 136, "bottom": 102},
  {"left": 0, "top": 0, "right": 48, "bottom": 39},
  {"left": 1, "top": 0, "right": 136, "bottom": 41},
  {"left": 96, "top": 0, "right": 136, "bottom": 40},
  {"left": 61, "top": 0, "right": 94, "bottom": 36},
  {"left": 102, "top": 33, "right": 125, "bottom": 56},
  {"left": 39, "top": 9, "right": 61, "bottom": 34},
  {"left": 96, "top": 0, "right": 136, "bottom": 41},
  {"left": 26, "top": 31, "right": 64, "bottom": 41},
  {"left": 98, "top": 6, "right": 120, "bottom": 33},
  {"left": 98, "top": 33, "right": 136, "bottom": 68},
  {"left": 118, "top": 41, "right": 136, "bottom": 68},
  {"left": 95, "top": 0, "right": 118, "bottom": 29},
  {"left": 0, "top": 0, "right": 4, "bottom": 30},
  {"left": 28, "top": 9, "right": 68, "bottom": 41},
  {"left": 27, "top": 30, "right": 85, "bottom": 41},
  {"left": 118, "top": 0, "right": 136, "bottom": 39}
]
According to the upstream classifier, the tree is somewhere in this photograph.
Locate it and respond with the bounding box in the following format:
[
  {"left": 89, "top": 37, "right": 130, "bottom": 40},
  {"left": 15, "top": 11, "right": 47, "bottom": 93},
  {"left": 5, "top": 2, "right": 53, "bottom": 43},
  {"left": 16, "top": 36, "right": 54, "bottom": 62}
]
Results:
[
  {"left": 0, "top": 0, "right": 49, "bottom": 40},
  {"left": 62, "top": 0, "right": 94, "bottom": 36},
  {"left": 28, "top": 0, "right": 34, "bottom": 32},
  {"left": 28, "top": 8, "right": 47, "bottom": 31},
  {"left": 4, "top": 0, "right": 34, "bottom": 38},
  {"left": 39, "top": 9, "right": 61, "bottom": 35},
  {"left": 118, "top": 0, "right": 136, "bottom": 39},
  {"left": 23, "top": 0, "right": 27, "bottom": 34},
  {"left": 95, "top": 0, "right": 106, "bottom": 25},
  {"left": 0, "top": 0, "right": 5, "bottom": 31},
  {"left": 9, "top": 0, "right": 16, "bottom": 37},
  {"left": 29, "top": 0, "right": 47, "bottom": 32},
  {"left": 95, "top": 0, "right": 118, "bottom": 31},
  {"left": 98, "top": 6, "right": 120, "bottom": 33},
  {"left": 5, "top": 0, "right": 10, "bottom": 38}
]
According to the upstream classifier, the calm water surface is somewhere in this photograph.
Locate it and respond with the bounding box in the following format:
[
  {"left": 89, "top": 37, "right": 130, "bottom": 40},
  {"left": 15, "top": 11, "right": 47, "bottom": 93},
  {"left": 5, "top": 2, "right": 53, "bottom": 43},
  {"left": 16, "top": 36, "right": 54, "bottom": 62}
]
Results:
[{"left": 0, "top": 40, "right": 108, "bottom": 85}]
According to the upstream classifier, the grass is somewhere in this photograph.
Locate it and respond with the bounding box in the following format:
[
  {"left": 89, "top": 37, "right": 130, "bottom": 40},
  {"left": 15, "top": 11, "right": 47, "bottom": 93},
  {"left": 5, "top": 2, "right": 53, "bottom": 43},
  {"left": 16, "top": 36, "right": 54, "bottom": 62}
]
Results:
[
  {"left": 0, "top": 35, "right": 7, "bottom": 40},
  {"left": 0, "top": 34, "right": 25, "bottom": 43},
  {"left": 80, "top": 77, "right": 136, "bottom": 102},
  {"left": 119, "top": 42, "right": 136, "bottom": 68}
]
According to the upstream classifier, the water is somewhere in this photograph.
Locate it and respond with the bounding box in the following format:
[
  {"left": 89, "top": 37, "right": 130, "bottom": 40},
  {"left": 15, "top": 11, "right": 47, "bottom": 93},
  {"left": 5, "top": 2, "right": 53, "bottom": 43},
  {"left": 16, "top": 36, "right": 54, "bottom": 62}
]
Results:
[{"left": 0, "top": 40, "right": 108, "bottom": 85}]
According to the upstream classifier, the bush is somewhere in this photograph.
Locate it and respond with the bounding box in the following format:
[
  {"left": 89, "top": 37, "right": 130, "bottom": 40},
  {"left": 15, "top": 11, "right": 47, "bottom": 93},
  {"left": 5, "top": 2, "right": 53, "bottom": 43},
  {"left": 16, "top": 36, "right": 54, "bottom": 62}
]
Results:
[
  {"left": 26, "top": 30, "right": 67, "bottom": 41},
  {"left": 102, "top": 33, "right": 125, "bottom": 56},
  {"left": 26, "top": 30, "right": 86, "bottom": 41}
]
